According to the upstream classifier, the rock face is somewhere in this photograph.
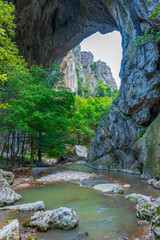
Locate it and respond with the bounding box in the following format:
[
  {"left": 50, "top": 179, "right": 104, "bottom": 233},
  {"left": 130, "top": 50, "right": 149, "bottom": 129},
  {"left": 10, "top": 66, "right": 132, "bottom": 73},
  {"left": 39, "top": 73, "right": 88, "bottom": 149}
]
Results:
[
  {"left": 27, "top": 207, "right": 79, "bottom": 231},
  {"left": 0, "top": 170, "right": 22, "bottom": 207},
  {"left": 14, "top": 0, "right": 160, "bottom": 177},
  {"left": 74, "top": 145, "right": 87, "bottom": 161},
  {"left": 0, "top": 201, "right": 45, "bottom": 212},
  {"left": 0, "top": 219, "right": 20, "bottom": 240},
  {"left": 61, "top": 45, "right": 117, "bottom": 93}
]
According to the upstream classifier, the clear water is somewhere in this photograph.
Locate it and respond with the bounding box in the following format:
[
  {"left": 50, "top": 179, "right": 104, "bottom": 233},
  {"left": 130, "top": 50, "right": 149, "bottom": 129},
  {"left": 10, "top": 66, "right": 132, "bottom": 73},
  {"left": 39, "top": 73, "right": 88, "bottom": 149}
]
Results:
[{"left": 0, "top": 165, "right": 160, "bottom": 240}]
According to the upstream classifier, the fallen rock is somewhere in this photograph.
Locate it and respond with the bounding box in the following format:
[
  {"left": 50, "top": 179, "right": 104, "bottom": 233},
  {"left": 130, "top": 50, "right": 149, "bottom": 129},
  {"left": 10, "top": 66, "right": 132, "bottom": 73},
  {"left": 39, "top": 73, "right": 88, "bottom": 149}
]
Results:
[
  {"left": 125, "top": 193, "right": 152, "bottom": 204},
  {"left": 25, "top": 207, "right": 79, "bottom": 231},
  {"left": 74, "top": 145, "right": 87, "bottom": 161},
  {"left": 147, "top": 179, "right": 160, "bottom": 189},
  {"left": 153, "top": 180, "right": 160, "bottom": 189},
  {"left": 131, "top": 196, "right": 160, "bottom": 239},
  {"left": 0, "top": 172, "right": 22, "bottom": 207},
  {"left": 151, "top": 215, "right": 160, "bottom": 239},
  {"left": 123, "top": 184, "right": 131, "bottom": 188},
  {"left": 20, "top": 228, "right": 37, "bottom": 240},
  {"left": 0, "top": 169, "right": 14, "bottom": 185},
  {"left": 14, "top": 183, "right": 32, "bottom": 190},
  {"left": 45, "top": 159, "right": 57, "bottom": 165},
  {"left": 71, "top": 232, "right": 89, "bottom": 240},
  {"left": 146, "top": 179, "right": 157, "bottom": 185},
  {"left": 138, "top": 220, "right": 150, "bottom": 226},
  {"left": 93, "top": 183, "right": 124, "bottom": 194},
  {"left": 36, "top": 170, "right": 96, "bottom": 184},
  {"left": 0, "top": 219, "right": 20, "bottom": 240},
  {"left": 0, "top": 201, "right": 45, "bottom": 212}
]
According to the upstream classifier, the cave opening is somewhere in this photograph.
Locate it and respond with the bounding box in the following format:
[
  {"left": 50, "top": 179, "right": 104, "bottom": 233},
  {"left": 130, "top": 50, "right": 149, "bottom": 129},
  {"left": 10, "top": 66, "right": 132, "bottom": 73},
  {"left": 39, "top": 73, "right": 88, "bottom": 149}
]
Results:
[{"left": 80, "top": 30, "right": 122, "bottom": 89}]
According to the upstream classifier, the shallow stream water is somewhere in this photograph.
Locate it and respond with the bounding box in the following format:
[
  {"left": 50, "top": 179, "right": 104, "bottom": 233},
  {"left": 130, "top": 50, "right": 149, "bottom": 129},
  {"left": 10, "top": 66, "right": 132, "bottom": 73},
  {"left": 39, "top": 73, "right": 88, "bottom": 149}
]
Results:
[{"left": 0, "top": 164, "right": 160, "bottom": 240}]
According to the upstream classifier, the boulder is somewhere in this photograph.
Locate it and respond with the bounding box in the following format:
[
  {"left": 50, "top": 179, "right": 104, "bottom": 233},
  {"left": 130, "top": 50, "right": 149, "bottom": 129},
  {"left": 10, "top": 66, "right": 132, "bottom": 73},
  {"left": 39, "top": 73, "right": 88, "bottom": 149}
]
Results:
[
  {"left": 0, "top": 219, "right": 20, "bottom": 240},
  {"left": 0, "top": 169, "right": 14, "bottom": 185},
  {"left": 93, "top": 183, "right": 124, "bottom": 194},
  {"left": 125, "top": 193, "right": 152, "bottom": 204},
  {"left": 71, "top": 232, "right": 89, "bottom": 240},
  {"left": 0, "top": 201, "right": 45, "bottom": 212},
  {"left": 123, "top": 184, "right": 131, "bottom": 188},
  {"left": 25, "top": 207, "right": 79, "bottom": 231},
  {"left": 0, "top": 171, "right": 22, "bottom": 207},
  {"left": 74, "top": 145, "right": 87, "bottom": 161},
  {"left": 153, "top": 180, "right": 160, "bottom": 189},
  {"left": 146, "top": 179, "right": 160, "bottom": 189},
  {"left": 151, "top": 215, "right": 160, "bottom": 239}
]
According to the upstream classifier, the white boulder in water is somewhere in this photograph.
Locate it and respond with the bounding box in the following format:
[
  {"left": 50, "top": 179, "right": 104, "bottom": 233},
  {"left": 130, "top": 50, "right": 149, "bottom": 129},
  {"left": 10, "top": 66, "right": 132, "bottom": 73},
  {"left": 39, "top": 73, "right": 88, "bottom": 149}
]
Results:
[
  {"left": 0, "top": 201, "right": 45, "bottom": 212},
  {"left": 93, "top": 183, "right": 124, "bottom": 194},
  {"left": 26, "top": 207, "right": 79, "bottom": 231}
]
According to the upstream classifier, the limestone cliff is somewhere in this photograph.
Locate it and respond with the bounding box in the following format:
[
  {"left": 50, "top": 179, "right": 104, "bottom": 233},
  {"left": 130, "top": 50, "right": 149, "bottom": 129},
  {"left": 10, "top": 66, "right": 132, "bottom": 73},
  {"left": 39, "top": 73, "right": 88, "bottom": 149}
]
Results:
[
  {"left": 14, "top": 0, "right": 160, "bottom": 177},
  {"left": 60, "top": 45, "right": 117, "bottom": 94}
]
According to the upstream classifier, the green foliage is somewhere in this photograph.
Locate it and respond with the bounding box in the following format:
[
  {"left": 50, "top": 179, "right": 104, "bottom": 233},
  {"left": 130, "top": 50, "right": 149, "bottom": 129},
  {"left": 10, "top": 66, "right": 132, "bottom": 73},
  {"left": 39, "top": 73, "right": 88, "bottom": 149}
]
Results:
[
  {"left": 151, "top": 4, "right": 160, "bottom": 19},
  {"left": 90, "top": 62, "right": 97, "bottom": 73},
  {"left": 0, "top": 3, "right": 75, "bottom": 165},
  {"left": 0, "top": 0, "right": 28, "bottom": 109},
  {"left": 133, "top": 4, "right": 160, "bottom": 48},
  {"left": 133, "top": 29, "right": 160, "bottom": 49},
  {"left": 1, "top": 64, "right": 75, "bottom": 162},
  {"left": 138, "top": 128, "right": 148, "bottom": 139},
  {"left": 69, "top": 95, "right": 113, "bottom": 145}
]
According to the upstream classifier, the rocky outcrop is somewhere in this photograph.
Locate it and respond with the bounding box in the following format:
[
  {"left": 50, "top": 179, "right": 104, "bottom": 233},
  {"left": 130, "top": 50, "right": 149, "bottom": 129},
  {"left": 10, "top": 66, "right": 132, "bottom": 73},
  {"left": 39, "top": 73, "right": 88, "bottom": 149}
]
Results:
[
  {"left": 0, "top": 201, "right": 45, "bottom": 212},
  {"left": 0, "top": 170, "right": 22, "bottom": 207},
  {"left": 74, "top": 145, "right": 87, "bottom": 161},
  {"left": 61, "top": 45, "right": 117, "bottom": 93},
  {"left": 87, "top": 106, "right": 160, "bottom": 177},
  {"left": 87, "top": 105, "right": 143, "bottom": 174},
  {"left": 25, "top": 207, "right": 79, "bottom": 231},
  {"left": 0, "top": 219, "right": 20, "bottom": 240},
  {"left": 14, "top": 0, "right": 160, "bottom": 177}
]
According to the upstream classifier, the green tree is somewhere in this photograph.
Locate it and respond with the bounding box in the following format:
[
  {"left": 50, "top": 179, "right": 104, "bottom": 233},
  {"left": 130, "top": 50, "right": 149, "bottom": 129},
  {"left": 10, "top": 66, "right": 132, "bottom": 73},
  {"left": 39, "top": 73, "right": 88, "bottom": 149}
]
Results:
[
  {"left": 69, "top": 96, "right": 113, "bottom": 146},
  {"left": 2, "top": 65, "right": 75, "bottom": 165},
  {"left": 0, "top": 0, "right": 28, "bottom": 109}
]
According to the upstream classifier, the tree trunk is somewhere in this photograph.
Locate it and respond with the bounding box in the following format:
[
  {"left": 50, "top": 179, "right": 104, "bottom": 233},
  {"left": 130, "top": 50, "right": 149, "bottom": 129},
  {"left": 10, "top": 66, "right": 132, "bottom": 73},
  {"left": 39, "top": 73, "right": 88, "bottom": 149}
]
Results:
[
  {"left": 6, "top": 134, "right": 10, "bottom": 166},
  {"left": 11, "top": 132, "right": 15, "bottom": 170},
  {"left": 21, "top": 133, "right": 26, "bottom": 165},
  {"left": 30, "top": 135, "right": 34, "bottom": 166},
  {"left": 38, "top": 132, "right": 42, "bottom": 163}
]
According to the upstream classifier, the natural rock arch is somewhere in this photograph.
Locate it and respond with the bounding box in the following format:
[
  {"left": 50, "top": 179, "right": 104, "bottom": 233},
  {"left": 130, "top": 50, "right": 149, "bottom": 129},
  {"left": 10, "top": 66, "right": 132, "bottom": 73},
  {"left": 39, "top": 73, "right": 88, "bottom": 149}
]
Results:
[{"left": 15, "top": 0, "right": 160, "bottom": 177}]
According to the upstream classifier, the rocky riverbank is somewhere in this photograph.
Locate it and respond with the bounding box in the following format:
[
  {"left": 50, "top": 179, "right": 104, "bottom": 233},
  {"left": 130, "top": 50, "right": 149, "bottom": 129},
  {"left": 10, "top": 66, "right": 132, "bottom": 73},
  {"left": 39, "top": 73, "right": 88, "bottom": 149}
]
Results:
[{"left": 0, "top": 166, "right": 160, "bottom": 239}]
